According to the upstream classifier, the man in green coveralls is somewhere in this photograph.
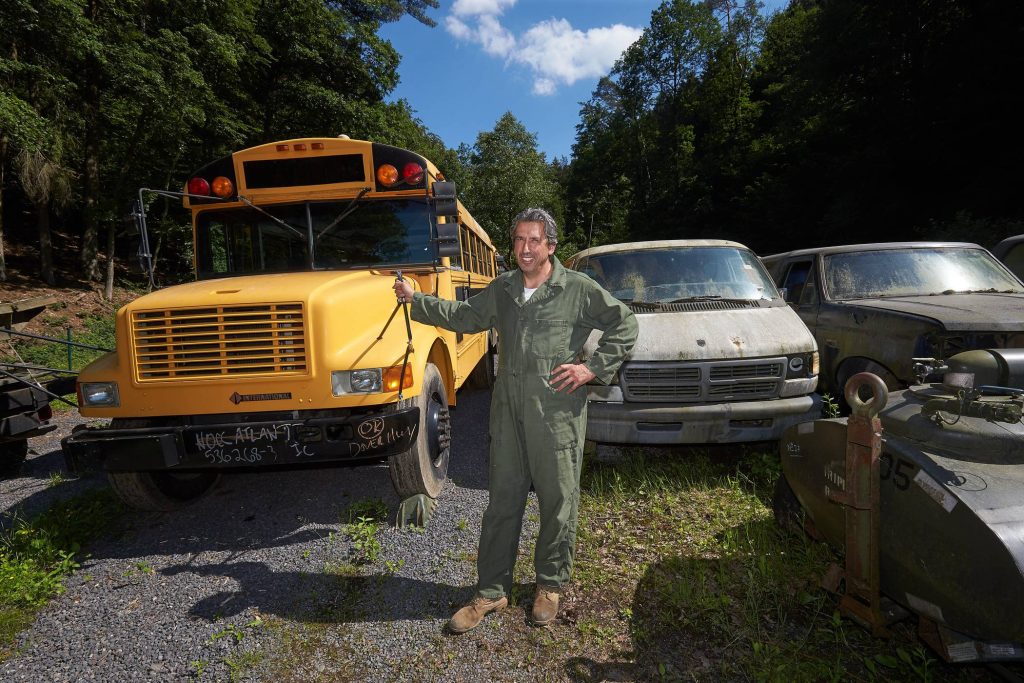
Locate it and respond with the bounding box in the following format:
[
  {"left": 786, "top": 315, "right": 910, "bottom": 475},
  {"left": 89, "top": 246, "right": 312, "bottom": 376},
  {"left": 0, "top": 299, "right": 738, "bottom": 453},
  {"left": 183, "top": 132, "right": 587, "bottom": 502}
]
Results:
[{"left": 393, "top": 208, "right": 637, "bottom": 633}]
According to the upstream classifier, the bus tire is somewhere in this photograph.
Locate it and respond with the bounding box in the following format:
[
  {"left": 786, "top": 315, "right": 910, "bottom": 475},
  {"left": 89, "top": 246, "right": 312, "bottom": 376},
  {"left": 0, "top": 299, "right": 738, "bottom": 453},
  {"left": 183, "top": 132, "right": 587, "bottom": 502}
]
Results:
[
  {"left": 0, "top": 440, "right": 28, "bottom": 479},
  {"left": 107, "top": 470, "right": 222, "bottom": 512},
  {"left": 389, "top": 362, "right": 451, "bottom": 499}
]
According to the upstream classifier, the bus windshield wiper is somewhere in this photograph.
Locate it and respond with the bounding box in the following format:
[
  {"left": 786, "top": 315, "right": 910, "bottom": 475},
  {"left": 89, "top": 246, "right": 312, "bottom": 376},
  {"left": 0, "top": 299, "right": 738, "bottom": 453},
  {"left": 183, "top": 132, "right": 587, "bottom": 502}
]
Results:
[
  {"left": 237, "top": 195, "right": 307, "bottom": 240},
  {"left": 316, "top": 187, "right": 370, "bottom": 243}
]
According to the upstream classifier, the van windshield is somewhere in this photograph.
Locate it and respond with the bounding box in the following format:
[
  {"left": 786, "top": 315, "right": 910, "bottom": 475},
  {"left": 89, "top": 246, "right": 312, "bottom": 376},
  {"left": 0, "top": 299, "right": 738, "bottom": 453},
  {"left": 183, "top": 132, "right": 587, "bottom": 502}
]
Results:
[
  {"left": 575, "top": 246, "right": 779, "bottom": 303},
  {"left": 823, "top": 247, "right": 1024, "bottom": 300},
  {"left": 194, "top": 199, "right": 434, "bottom": 278}
]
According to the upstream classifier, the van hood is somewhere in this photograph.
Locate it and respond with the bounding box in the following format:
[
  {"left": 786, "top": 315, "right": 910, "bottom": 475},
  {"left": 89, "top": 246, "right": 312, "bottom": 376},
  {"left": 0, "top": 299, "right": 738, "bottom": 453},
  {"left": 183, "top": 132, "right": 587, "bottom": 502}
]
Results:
[
  {"left": 588, "top": 306, "right": 816, "bottom": 362},
  {"left": 839, "top": 293, "right": 1024, "bottom": 331}
]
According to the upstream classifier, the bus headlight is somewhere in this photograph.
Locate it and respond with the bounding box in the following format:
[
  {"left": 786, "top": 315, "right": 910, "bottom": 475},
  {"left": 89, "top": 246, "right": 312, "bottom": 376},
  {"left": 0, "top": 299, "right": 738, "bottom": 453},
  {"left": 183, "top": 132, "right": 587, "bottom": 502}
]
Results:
[
  {"left": 332, "top": 369, "right": 382, "bottom": 395},
  {"left": 81, "top": 382, "right": 120, "bottom": 407}
]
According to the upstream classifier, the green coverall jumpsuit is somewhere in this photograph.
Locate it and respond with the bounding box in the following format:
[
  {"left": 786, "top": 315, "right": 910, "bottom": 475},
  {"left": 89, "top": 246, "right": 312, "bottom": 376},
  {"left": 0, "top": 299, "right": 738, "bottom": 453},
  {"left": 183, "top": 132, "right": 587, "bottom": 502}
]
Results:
[{"left": 410, "top": 257, "right": 637, "bottom": 598}]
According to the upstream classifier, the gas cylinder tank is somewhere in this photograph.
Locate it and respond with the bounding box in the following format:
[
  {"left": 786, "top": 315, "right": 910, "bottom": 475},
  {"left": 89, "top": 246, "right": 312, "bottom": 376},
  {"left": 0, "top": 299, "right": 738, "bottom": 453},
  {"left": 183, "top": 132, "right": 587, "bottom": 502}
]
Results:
[{"left": 779, "top": 350, "right": 1024, "bottom": 650}]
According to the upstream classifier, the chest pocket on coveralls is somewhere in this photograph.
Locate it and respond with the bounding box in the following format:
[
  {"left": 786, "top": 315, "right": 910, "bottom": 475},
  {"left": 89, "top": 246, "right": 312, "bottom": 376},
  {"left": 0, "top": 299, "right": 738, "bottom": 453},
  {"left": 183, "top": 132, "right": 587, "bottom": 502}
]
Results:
[{"left": 529, "top": 319, "right": 570, "bottom": 359}]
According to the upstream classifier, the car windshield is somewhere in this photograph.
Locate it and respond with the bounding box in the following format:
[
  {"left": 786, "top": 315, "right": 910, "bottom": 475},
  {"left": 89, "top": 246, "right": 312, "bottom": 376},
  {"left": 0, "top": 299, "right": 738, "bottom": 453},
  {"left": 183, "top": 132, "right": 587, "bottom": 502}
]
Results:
[
  {"left": 195, "top": 199, "right": 434, "bottom": 278},
  {"left": 822, "top": 247, "right": 1024, "bottom": 300},
  {"left": 574, "top": 246, "right": 779, "bottom": 303}
]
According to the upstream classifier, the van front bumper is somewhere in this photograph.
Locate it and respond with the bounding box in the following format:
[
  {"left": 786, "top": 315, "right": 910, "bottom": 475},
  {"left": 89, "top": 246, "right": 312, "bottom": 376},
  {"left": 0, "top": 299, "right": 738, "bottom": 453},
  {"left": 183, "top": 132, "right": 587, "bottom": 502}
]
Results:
[
  {"left": 586, "top": 394, "right": 821, "bottom": 444},
  {"left": 62, "top": 408, "right": 419, "bottom": 473}
]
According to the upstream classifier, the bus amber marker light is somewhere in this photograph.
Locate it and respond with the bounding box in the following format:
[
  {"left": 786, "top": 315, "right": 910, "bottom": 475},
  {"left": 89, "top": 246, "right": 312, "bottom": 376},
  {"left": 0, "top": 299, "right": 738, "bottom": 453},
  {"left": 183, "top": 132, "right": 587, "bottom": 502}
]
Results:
[
  {"left": 187, "top": 177, "right": 210, "bottom": 196},
  {"left": 376, "top": 164, "right": 399, "bottom": 186},
  {"left": 383, "top": 365, "right": 414, "bottom": 392},
  {"left": 211, "top": 176, "right": 234, "bottom": 198}
]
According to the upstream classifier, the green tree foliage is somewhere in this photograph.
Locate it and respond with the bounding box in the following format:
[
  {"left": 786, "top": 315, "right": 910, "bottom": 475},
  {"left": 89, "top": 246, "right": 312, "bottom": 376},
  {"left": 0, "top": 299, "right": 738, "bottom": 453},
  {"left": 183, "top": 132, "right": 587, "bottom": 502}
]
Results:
[
  {"left": 0, "top": 0, "right": 446, "bottom": 287},
  {"left": 567, "top": 0, "right": 1024, "bottom": 255},
  {"left": 458, "top": 112, "right": 561, "bottom": 260}
]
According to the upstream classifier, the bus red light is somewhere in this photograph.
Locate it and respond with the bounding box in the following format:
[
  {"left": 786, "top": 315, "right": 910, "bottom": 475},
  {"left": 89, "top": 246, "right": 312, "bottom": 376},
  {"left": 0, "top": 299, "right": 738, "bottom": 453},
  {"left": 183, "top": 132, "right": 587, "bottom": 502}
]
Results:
[
  {"left": 276, "top": 144, "right": 289, "bottom": 151},
  {"left": 211, "top": 176, "right": 234, "bottom": 198},
  {"left": 377, "top": 164, "right": 399, "bottom": 186},
  {"left": 294, "top": 143, "right": 307, "bottom": 151},
  {"left": 311, "top": 142, "right": 324, "bottom": 150},
  {"left": 402, "top": 162, "right": 424, "bottom": 184},
  {"left": 187, "top": 177, "right": 210, "bottom": 196}
]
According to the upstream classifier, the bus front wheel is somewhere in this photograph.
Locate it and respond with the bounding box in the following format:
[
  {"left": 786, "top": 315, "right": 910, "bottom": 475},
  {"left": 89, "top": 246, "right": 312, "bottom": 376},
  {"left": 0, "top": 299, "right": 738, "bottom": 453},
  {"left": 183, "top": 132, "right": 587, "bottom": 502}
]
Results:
[
  {"left": 389, "top": 362, "right": 451, "bottom": 499},
  {"left": 107, "top": 470, "right": 221, "bottom": 511}
]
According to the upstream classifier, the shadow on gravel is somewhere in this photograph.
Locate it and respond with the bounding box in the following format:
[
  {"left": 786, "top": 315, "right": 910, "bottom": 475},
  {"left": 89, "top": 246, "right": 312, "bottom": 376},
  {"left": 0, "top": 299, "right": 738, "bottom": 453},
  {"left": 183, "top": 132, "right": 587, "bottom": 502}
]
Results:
[
  {"left": 1, "top": 446, "right": 106, "bottom": 528},
  {"left": 161, "top": 560, "right": 469, "bottom": 623}
]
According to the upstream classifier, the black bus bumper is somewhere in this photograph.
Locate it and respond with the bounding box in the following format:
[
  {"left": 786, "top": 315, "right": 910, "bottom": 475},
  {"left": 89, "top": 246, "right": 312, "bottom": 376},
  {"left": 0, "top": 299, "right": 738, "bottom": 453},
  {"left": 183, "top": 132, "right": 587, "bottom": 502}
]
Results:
[{"left": 62, "top": 408, "right": 420, "bottom": 473}]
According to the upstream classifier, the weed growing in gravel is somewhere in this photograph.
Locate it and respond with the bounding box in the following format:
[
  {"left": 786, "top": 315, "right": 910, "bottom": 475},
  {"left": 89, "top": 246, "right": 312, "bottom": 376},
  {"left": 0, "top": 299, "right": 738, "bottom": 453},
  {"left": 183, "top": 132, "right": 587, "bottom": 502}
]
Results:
[
  {"left": 46, "top": 471, "right": 68, "bottom": 487},
  {"left": 346, "top": 517, "right": 381, "bottom": 564},
  {"left": 0, "top": 489, "right": 124, "bottom": 661},
  {"left": 223, "top": 649, "right": 264, "bottom": 682},
  {"left": 210, "top": 623, "right": 245, "bottom": 644}
]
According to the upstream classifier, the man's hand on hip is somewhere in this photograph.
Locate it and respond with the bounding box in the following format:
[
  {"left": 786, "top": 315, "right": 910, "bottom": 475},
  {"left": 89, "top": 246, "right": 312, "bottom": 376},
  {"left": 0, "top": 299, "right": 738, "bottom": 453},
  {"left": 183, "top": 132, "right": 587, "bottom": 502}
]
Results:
[{"left": 550, "top": 363, "right": 596, "bottom": 393}]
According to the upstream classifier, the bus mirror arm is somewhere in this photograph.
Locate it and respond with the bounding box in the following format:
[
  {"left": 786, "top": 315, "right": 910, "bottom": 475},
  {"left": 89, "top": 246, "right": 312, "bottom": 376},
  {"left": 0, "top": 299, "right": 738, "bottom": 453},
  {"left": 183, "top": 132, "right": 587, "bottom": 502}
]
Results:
[{"left": 134, "top": 187, "right": 231, "bottom": 290}]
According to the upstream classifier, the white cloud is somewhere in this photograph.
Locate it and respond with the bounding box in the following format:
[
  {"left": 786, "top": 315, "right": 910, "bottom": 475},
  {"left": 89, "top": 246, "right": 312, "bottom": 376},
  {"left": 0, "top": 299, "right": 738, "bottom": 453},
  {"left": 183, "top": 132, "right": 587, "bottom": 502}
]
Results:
[
  {"left": 443, "top": 8, "right": 642, "bottom": 96},
  {"left": 450, "top": 0, "right": 517, "bottom": 18},
  {"left": 513, "top": 19, "right": 642, "bottom": 95}
]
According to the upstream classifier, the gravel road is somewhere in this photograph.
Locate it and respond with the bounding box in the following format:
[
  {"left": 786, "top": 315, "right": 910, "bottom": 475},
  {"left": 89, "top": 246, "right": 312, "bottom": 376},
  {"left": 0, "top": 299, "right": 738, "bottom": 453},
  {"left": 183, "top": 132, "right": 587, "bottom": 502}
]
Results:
[{"left": 0, "top": 386, "right": 554, "bottom": 682}]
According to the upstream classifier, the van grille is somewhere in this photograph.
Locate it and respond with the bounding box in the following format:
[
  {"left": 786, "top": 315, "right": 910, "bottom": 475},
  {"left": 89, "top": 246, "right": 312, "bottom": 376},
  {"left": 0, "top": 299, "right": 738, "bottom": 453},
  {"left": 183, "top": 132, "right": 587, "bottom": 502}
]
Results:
[
  {"left": 131, "top": 303, "right": 308, "bottom": 381},
  {"left": 620, "top": 359, "right": 784, "bottom": 402}
]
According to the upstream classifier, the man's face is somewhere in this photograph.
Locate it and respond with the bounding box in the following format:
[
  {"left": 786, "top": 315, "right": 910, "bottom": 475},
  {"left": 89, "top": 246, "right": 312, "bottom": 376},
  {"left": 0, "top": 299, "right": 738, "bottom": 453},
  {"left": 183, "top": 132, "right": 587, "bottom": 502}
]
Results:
[{"left": 512, "top": 221, "right": 555, "bottom": 278}]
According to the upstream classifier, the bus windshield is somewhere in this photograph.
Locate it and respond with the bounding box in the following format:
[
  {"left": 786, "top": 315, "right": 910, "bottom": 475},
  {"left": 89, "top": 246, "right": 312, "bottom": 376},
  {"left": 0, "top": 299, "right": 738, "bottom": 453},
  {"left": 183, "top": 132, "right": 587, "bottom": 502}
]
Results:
[{"left": 195, "top": 199, "right": 434, "bottom": 278}]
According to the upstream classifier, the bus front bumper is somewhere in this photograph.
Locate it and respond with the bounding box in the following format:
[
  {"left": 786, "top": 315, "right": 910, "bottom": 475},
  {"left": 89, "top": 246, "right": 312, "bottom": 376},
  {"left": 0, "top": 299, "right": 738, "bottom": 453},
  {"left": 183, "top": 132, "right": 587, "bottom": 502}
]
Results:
[{"left": 62, "top": 408, "right": 419, "bottom": 473}]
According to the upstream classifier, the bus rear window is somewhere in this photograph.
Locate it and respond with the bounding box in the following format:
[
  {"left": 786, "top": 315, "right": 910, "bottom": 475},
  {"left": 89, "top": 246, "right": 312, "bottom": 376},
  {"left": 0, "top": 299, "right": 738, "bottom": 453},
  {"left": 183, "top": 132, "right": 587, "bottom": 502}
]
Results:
[{"left": 243, "top": 154, "right": 365, "bottom": 188}]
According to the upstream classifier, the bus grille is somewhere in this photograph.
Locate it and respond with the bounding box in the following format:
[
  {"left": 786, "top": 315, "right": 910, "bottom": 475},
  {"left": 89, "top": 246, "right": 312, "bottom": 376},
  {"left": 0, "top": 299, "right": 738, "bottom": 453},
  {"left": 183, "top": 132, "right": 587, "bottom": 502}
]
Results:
[
  {"left": 620, "top": 359, "right": 784, "bottom": 402},
  {"left": 131, "top": 303, "right": 308, "bottom": 381}
]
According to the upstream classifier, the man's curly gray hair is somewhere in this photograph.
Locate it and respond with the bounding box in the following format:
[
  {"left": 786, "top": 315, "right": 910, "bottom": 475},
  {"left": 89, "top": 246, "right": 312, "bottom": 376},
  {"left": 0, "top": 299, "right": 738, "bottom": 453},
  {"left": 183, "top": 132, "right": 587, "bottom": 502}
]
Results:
[{"left": 510, "top": 207, "right": 558, "bottom": 246}]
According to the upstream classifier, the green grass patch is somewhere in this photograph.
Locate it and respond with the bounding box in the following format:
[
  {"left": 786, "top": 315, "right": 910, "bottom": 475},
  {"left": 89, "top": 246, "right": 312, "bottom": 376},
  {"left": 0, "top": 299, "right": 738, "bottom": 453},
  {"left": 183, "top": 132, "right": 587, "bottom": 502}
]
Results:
[
  {"left": 0, "top": 489, "right": 125, "bottom": 661},
  {"left": 10, "top": 312, "right": 116, "bottom": 373},
  {"left": 567, "top": 446, "right": 989, "bottom": 682}
]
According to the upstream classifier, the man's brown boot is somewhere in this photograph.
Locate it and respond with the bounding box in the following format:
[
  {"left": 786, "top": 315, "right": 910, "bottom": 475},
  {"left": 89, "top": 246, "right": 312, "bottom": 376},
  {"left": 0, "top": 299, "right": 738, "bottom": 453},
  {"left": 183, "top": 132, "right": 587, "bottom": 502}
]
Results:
[
  {"left": 531, "top": 585, "right": 560, "bottom": 626},
  {"left": 447, "top": 595, "right": 508, "bottom": 634}
]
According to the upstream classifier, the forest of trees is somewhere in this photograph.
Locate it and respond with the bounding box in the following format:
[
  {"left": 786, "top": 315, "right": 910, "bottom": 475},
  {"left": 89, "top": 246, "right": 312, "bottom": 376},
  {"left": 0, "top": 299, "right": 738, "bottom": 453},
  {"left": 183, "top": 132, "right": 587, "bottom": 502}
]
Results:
[{"left": 2, "top": 0, "right": 1023, "bottom": 293}]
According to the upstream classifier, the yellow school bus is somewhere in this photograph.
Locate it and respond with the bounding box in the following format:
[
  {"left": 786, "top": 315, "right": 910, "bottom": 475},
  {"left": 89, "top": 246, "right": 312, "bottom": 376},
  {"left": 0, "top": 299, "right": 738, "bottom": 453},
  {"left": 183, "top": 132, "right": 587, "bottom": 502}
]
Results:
[{"left": 63, "top": 137, "right": 497, "bottom": 510}]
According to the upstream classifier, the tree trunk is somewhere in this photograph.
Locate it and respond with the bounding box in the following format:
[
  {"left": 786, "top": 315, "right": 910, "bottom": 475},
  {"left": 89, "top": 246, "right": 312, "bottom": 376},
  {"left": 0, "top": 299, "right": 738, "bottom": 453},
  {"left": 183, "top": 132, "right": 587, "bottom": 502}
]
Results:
[
  {"left": 0, "top": 135, "right": 8, "bottom": 281},
  {"left": 80, "top": 0, "right": 102, "bottom": 282},
  {"left": 38, "top": 201, "right": 55, "bottom": 286},
  {"left": 104, "top": 223, "right": 115, "bottom": 300}
]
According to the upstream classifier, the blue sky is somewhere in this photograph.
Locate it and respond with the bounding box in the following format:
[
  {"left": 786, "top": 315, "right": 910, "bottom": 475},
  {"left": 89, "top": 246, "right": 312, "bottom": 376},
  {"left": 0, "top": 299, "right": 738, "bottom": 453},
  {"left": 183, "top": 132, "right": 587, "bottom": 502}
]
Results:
[{"left": 380, "top": 0, "right": 787, "bottom": 162}]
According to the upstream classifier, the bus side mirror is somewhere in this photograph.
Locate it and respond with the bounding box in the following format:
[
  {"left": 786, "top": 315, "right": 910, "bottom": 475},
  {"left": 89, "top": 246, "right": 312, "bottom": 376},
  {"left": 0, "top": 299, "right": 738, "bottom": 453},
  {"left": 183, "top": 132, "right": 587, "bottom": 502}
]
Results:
[
  {"left": 436, "top": 221, "right": 460, "bottom": 258},
  {"left": 432, "top": 181, "right": 457, "bottom": 217}
]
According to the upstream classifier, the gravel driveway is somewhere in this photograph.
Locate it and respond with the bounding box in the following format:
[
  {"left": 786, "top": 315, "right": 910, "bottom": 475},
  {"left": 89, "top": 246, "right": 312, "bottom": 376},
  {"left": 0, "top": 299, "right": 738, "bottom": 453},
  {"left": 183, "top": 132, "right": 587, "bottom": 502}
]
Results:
[{"left": 0, "top": 386, "right": 555, "bottom": 682}]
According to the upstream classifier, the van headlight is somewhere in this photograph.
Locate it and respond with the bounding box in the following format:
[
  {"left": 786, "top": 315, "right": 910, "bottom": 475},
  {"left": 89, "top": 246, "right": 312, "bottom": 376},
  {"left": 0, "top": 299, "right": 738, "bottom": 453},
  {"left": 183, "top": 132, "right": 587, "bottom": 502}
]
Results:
[
  {"left": 332, "top": 369, "right": 382, "bottom": 395},
  {"left": 786, "top": 352, "right": 818, "bottom": 378},
  {"left": 81, "top": 382, "right": 120, "bottom": 407}
]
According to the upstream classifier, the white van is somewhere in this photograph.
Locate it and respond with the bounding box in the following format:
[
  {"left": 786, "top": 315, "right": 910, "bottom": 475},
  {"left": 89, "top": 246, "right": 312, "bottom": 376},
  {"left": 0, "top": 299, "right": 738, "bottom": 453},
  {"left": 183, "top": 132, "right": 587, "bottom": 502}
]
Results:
[{"left": 566, "top": 240, "right": 821, "bottom": 444}]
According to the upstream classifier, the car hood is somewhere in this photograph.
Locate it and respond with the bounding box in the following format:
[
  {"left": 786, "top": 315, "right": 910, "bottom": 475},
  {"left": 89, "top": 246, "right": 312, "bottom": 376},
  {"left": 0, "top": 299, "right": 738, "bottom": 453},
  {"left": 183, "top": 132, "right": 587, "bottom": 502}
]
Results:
[
  {"left": 839, "top": 293, "right": 1024, "bottom": 331},
  {"left": 586, "top": 306, "right": 817, "bottom": 361}
]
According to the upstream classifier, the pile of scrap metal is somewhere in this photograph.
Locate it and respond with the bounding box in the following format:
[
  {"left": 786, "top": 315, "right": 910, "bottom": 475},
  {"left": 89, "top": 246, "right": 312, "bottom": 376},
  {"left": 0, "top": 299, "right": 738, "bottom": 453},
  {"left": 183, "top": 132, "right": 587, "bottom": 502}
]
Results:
[{"left": 0, "top": 296, "right": 78, "bottom": 477}]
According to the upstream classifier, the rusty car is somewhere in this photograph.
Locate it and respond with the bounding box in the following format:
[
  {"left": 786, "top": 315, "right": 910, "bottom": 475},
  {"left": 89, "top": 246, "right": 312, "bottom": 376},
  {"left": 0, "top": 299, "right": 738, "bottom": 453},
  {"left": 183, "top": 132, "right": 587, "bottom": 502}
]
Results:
[{"left": 762, "top": 242, "right": 1024, "bottom": 397}]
